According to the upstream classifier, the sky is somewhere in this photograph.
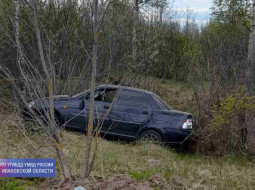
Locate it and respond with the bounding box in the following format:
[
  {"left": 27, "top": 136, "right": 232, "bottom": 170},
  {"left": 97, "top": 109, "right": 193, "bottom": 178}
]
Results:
[{"left": 172, "top": 0, "right": 213, "bottom": 25}]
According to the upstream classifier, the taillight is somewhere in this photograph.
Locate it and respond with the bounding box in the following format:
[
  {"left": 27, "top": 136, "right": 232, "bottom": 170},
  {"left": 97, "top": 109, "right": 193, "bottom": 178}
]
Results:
[{"left": 182, "top": 118, "right": 192, "bottom": 130}]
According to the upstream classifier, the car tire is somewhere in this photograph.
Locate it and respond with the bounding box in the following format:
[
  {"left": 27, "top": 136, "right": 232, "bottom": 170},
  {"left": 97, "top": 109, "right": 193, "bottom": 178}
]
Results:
[{"left": 139, "top": 130, "right": 163, "bottom": 144}]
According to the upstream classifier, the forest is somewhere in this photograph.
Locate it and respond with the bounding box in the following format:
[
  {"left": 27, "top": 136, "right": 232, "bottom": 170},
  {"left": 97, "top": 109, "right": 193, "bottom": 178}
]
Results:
[{"left": 0, "top": 0, "right": 255, "bottom": 189}]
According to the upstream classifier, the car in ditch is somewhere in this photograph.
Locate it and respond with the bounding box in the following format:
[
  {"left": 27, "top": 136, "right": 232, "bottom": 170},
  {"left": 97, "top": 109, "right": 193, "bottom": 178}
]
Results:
[{"left": 23, "top": 85, "right": 192, "bottom": 145}]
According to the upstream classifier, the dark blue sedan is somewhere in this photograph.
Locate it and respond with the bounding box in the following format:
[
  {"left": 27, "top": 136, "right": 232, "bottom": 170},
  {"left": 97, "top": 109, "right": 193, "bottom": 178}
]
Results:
[{"left": 24, "top": 85, "right": 192, "bottom": 145}]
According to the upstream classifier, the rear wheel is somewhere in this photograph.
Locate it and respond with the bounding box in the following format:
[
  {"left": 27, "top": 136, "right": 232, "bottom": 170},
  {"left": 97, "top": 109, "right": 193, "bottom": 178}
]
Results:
[{"left": 139, "top": 130, "right": 163, "bottom": 144}]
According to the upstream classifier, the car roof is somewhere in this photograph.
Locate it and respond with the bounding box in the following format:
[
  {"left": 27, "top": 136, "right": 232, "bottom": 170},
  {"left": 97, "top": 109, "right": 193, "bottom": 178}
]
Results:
[{"left": 97, "top": 84, "right": 152, "bottom": 94}]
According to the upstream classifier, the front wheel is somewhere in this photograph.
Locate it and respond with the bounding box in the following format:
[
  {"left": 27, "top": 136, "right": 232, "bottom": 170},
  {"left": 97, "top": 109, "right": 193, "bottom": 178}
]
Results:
[{"left": 139, "top": 130, "right": 163, "bottom": 144}]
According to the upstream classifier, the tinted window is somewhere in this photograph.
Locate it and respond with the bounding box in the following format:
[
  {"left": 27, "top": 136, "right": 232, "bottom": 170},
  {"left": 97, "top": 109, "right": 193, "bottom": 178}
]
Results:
[
  {"left": 85, "top": 89, "right": 100, "bottom": 100},
  {"left": 118, "top": 90, "right": 148, "bottom": 108},
  {"left": 152, "top": 94, "right": 171, "bottom": 110},
  {"left": 145, "top": 93, "right": 161, "bottom": 109},
  {"left": 86, "top": 89, "right": 117, "bottom": 103},
  {"left": 101, "top": 89, "right": 117, "bottom": 103}
]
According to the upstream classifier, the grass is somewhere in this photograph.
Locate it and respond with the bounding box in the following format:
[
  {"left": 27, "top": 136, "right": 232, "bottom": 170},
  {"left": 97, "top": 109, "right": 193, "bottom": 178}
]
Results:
[
  {"left": 0, "top": 178, "right": 28, "bottom": 190},
  {"left": 158, "top": 79, "right": 194, "bottom": 113},
  {"left": 0, "top": 113, "right": 255, "bottom": 189}
]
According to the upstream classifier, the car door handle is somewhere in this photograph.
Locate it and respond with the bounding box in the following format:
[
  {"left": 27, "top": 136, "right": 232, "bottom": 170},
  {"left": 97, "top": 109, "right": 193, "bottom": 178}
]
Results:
[
  {"left": 142, "top": 110, "right": 148, "bottom": 114},
  {"left": 103, "top": 105, "right": 110, "bottom": 109}
]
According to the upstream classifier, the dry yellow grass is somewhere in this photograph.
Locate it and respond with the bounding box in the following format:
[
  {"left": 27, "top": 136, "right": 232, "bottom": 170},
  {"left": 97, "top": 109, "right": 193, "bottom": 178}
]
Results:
[{"left": 0, "top": 113, "right": 255, "bottom": 189}]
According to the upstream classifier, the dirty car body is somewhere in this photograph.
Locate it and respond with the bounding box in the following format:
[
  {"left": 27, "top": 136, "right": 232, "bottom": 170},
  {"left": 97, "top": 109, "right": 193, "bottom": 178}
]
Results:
[{"left": 24, "top": 85, "right": 192, "bottom": 145}]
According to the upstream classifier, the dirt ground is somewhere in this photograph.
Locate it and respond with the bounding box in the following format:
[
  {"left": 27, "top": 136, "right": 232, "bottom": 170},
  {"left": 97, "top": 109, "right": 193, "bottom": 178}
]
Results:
[{"left": 82, "top": 175, "right": 153, "bottom": 190}]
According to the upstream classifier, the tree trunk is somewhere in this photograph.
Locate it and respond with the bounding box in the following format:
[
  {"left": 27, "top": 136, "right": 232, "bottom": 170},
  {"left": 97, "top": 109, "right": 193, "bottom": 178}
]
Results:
[
  {"left": 82, "top": 0, "right": 98, "bottom": 178},
  {"left": 131, "top": 0, "right": 139, "bottom": 64},
  {"left": 14, "top": 0, "right": 22, "bottom": 63},
  {"left": 53, "top": 135, "right": 72, "bottom": 190},
  {"left": 159, "top": 6, "right": 163, "bottom": 23},
  {"left": 33, "top": 0, "right": 72, "bottom": 184},
  {"left": 246, "top": 0, "right": 255, "bottom": 158}
]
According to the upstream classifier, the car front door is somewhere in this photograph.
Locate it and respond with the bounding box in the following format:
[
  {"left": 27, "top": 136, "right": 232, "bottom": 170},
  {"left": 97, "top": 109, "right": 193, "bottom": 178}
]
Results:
[
  {"left": 65, "top": 89, "right": 103, "bottom": 130},
  {"left": 110, "top": 89, "right": 151, "bottom": 137},
  {"left": 91, "top": 87, "right": 120, "bottom": 133}
]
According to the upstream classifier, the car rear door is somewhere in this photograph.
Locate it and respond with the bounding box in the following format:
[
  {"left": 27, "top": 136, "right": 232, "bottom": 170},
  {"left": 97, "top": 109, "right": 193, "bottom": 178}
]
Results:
[{"left": 110, "top": 89, "right": 151, "bottom": 137}]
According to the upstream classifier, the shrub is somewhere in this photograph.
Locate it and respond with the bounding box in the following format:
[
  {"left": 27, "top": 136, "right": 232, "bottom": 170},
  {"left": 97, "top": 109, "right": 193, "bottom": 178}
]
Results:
[{"left": 193, "top": 89, "right": 255, "bottom": 155}]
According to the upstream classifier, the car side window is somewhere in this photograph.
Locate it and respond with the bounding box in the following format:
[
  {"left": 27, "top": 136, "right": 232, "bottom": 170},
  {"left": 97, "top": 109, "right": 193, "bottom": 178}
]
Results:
[
  {"left": 85, "top": 89, "right": 101, "bottom": 100},
  {"left": 86, "top": 89, "right": 117, "bottom": 103},
  {"left": 98, "top": 89, "right": 117, "bottom": 103},
  {"left": 118, "top": 89, "right": 148, "bottom": 108}
]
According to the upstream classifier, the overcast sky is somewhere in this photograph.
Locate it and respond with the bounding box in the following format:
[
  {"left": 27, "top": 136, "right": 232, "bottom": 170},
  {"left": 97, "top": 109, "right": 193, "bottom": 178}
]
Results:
[{"left": 172, "top": 0, "right": 213, "bottom": 25}]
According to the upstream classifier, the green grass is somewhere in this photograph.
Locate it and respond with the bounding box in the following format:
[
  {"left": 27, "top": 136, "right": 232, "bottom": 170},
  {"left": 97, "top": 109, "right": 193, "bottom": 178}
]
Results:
[
  {"left": 0, "top": 114, "right": 255, "bottom": 189},
  {"left": 0, "top": 178, "right": 28, "bottom": 190},
  {"left": 158, "top": 79, "right": 194, "bottom": 113}
]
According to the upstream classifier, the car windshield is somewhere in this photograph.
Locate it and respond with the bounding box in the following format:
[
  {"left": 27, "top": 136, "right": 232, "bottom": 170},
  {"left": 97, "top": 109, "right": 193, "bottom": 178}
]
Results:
[
  {"left": 152, "top": 94, "right": 171, "bottom": 110},
  {"left": 72, "top": 89, "right": 90, "bottom": 98}
]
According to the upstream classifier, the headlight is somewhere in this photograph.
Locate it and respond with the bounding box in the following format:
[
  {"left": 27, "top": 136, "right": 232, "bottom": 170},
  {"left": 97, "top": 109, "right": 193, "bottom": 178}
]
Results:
[
  {"left": 182, "top": 118, "right": 192, "bottom": 129},
  {"left": 28, "top": 101, "right": 35, "bottom": 108}
]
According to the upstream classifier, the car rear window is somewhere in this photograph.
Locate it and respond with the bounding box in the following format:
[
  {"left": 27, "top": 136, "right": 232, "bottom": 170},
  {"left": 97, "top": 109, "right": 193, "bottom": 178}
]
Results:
[
  {"left": 145, "top": 93, "right": 161, "bottom": 109},
  {"left": 152, "top": 94, "right": 171, "bottom": 110},
  {"left": 145, "top": 93, "right": 171, "bottom": 110},
  {"left": 118, "top": 89, "right": 148, "bottom": 108}
]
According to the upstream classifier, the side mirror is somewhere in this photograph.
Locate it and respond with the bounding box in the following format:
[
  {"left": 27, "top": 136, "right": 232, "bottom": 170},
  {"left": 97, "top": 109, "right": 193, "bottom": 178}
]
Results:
[{"left": 79, "top": 100, "right": 85, "bottom": 110}]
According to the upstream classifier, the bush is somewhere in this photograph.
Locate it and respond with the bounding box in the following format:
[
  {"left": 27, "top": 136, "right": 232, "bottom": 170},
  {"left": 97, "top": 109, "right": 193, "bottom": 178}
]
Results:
[{"left": 193, "top": 89, "right": 255, "bottom": 155}]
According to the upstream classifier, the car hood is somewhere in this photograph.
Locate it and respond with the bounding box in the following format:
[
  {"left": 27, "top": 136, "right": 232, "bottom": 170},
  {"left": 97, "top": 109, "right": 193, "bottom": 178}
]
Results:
[
  {"left": 52, "top": 95, "right": 71, "bottom": 102},
  {"left": 53, "top": 95, "right": 70, "bottom": 99},
  {"left": 34, "top": 95, "right": 71, "bottom": 107}
]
